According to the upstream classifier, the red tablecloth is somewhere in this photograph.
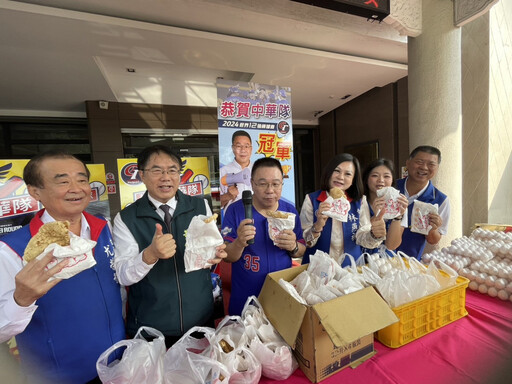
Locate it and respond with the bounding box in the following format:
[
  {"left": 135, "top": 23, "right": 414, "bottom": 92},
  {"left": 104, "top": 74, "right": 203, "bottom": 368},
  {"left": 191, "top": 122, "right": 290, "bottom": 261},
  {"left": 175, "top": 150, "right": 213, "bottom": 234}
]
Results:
[{"left": 260, "top": 290, "right": 512, "bottom": 383}]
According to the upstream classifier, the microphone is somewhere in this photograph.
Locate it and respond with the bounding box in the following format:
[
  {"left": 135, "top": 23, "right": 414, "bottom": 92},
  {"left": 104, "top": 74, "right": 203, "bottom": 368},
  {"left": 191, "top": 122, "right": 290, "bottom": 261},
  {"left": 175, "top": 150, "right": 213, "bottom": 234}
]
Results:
[{"left": 242, "top": 190, "right": 254, "bottom": 245}]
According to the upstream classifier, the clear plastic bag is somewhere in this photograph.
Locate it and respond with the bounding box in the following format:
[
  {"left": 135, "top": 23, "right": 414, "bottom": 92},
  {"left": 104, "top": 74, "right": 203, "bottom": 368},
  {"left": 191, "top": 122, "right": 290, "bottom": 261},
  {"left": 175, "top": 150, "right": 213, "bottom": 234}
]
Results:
[
  {"left": 240, "top": 296, "right": 298, "bottom": 380},
  {"left": 216, "top": 346, "right": 261, "bottom": 384},
  {"left": 96, "top": 326, "right": 165, "bottom": 384},
  {"left": 247, "top": 337, "right": 298, "bottom": 381},
  {"left": 307, "top": 250, "right": 339, "bottom": 283},
  {"left": 212, "top": 314, "right": 261, "bottom": 383},
  {"left": 163, "top": 326, "right": 230, "bottom": 384},
  {"left": 427, "top": 258, "right": 458, "bottom": 289},
  {"left": 215, "top": 316, "right": 248, "bottom": 351},
  {"left": 241, "top": 297, "right": 280, "bottom": 343}
]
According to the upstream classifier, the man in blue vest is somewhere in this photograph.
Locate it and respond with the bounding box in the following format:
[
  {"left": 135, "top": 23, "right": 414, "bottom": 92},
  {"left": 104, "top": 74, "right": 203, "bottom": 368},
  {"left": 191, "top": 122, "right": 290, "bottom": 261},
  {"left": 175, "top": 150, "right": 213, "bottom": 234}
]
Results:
[
  {"left": 113, "top": 145, "right": 227, "bottom": 348},
  {"left": 0, "top": 151, "right": 125, "bottom": 384},
  {"left": 396, "top": 146, "right": 450, "bottom": 260}
]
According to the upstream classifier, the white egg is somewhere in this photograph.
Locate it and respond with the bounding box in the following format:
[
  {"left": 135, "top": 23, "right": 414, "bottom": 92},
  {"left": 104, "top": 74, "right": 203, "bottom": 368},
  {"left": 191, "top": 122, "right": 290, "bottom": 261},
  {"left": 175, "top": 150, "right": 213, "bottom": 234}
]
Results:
[
  {"left": 468, "top": 281, "right": 479, "bottom": 291},
  {"left": 495, "top": 278, "right": 507, "bottom": 290},
  {"left": 488, "top": 287, "right": 498, "bottom": 297},
  {"left": 476, "top": 273, "right": 486, "bottom": 284},
  {"left": 478, "top": 284, "right": 488, "bottom": 294},
  {"left": 485, "top": 276, "right": 496, "bottom": 287},
  {"left": 498, "top": 290, "right": 509, "bottom": 301}
]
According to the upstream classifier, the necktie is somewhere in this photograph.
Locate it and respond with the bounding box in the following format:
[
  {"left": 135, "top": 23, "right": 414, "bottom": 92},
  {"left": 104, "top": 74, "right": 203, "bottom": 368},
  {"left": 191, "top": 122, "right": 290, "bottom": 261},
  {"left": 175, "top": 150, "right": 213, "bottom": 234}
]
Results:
[{"left": 160, "top": 204, "right": 172, "bottom": 231}]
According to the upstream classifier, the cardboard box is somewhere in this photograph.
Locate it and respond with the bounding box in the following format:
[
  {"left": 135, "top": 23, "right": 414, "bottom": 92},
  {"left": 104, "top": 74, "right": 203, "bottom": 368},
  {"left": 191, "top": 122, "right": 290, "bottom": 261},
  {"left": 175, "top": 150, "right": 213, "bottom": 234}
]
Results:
[{"left": 259, "top": 265, "right": 398, "bottom": 383}]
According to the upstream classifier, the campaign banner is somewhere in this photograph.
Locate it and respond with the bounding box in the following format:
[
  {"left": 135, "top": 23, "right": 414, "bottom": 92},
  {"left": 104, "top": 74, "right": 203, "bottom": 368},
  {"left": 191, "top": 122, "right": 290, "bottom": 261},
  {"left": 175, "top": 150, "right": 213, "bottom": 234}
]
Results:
[
  {"left": 0, "top": 160, "right": 110, "bottom": 234},
  {"left": 0, "top": 160, "right": 40, "bottom": 235},
  {"left": 217, "top": 80, "right": 295, "bottom": 215},
  {"left": 117, "top": 157, "right": 211, "bottom": 209},
  {"left": 85, "top": 164, "right": 110, "bottom": 220}
]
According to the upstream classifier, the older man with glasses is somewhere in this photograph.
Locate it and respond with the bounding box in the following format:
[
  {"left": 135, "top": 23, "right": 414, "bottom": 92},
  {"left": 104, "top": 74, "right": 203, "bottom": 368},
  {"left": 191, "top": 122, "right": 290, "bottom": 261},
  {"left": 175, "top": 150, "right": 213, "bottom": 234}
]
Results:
[
  {"left": 396, "top": 145, "right": 450, "bottom": 260},
  {"left": 221, "top": 157, "right": 305, "bottom": 315},
  {"left": 113, "top": 145, "right": 227, "bottom": 348}
]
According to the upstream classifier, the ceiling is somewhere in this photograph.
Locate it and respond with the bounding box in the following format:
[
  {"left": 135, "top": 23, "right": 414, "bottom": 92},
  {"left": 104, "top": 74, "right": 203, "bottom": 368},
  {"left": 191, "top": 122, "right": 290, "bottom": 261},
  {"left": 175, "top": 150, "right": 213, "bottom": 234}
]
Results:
[{"left": 0, "top": 0, "right": 408, "bottom": 123}]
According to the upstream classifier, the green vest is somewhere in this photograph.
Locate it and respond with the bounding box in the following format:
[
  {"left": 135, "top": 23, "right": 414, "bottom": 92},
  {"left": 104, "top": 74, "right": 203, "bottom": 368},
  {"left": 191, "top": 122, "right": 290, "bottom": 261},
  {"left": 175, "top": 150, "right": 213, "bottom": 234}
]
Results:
[{"left": 120, "top": 190, "right": 213, "bottom": 337}]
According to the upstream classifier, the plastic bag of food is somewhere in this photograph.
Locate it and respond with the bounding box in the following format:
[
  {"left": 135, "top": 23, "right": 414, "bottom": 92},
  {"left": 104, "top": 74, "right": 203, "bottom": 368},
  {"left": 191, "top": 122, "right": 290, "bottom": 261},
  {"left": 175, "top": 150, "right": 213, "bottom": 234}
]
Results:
[
  {"left": 267, "top": 210, "right": 296, "bottom": 245},
  {"left": 97, "top": 326, "right": 165, "bottom": 384},
  {"left": 376, "top": 186, "right": 402, "bottom": 220},
  {"left": 410, "top": 200, "right": 438, "bottom": 235},
  {"left": 307, "top": 250, "right": 342, "bottom": 283},
  {"left": 24, "top": 221, "right": 97, "bottom": 281},
  {"left": 321, "top": 187, "right": 350, "bottom": 222},
  {"left": 164, "top": 326, "right": 230, "bottom": 384},
  {"left": 184, "top": 214, "right": 223, "bottom": 273},
  {"left": 278, "top": 279, "right": 307, "bottom": 305},
  {"left": 241, "top": 296, "right": 298, "bottom": 380}
]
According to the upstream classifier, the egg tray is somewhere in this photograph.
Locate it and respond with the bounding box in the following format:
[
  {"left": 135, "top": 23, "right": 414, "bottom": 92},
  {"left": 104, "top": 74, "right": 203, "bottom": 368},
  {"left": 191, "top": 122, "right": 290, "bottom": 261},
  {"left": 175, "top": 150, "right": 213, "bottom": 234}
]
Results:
[{"left": 376, "top": 275, "right": 469, "bottom": 348}]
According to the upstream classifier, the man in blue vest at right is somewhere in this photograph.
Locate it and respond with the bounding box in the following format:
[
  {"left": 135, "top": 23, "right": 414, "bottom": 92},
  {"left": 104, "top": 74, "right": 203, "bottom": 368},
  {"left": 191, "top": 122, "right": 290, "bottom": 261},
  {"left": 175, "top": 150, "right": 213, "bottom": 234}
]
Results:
[{"left": 396, "top": 146, "right": 450, "bottom": 260}]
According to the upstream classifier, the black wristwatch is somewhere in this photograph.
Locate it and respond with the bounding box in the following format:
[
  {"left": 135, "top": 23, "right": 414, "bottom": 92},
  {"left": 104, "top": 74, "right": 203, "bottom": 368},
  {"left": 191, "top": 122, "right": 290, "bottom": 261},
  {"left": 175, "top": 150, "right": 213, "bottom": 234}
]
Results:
[{"left": 288, "top": 241, "right": 299, "bottom": 256}]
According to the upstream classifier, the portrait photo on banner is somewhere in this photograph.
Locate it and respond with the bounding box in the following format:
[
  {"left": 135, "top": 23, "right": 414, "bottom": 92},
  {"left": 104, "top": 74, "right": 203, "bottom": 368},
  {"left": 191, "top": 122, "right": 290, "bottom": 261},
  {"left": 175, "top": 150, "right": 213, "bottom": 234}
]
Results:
[{"left": 216, "top": 79, "right": 296, "bottom": 219}]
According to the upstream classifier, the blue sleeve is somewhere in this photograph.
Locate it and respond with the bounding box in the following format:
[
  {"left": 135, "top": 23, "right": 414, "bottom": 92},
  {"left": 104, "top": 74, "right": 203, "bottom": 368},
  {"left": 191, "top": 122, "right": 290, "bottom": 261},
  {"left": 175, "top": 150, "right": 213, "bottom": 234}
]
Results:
[{"left": 222, "top": 203, "right": 240, "bottom": 243}]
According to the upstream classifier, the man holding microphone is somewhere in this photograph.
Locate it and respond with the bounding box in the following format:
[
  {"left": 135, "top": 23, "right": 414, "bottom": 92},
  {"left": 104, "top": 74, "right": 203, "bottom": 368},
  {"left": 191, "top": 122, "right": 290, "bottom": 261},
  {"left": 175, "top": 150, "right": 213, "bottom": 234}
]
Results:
[{"left": 222, "top": 157, "right": 305, "bottom": 315}]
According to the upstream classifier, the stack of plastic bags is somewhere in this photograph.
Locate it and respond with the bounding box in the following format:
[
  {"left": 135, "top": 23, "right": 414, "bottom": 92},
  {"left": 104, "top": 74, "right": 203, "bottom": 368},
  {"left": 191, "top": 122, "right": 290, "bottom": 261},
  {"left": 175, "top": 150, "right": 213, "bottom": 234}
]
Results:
[
  {"left": 369, "top": 251, "right": 458, "bottom": 307},
  {"left": 96, "top": 297, "right": 298, "bottom": 384},
  {"left": 278, "top": 249, "right": 459, "bottom": 309},
  {"left": 278, "top": 250, "right": 367, "bottom": 305}
]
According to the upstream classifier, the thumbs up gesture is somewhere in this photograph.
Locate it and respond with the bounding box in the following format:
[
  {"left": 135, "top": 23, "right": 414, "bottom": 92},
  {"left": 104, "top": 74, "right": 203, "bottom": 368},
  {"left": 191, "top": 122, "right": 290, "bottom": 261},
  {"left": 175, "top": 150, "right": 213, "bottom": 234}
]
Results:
[
  {"left": 143, "top": 223, "right": 177, "bottom": 265},
  {"left": 370, "top": 208, "right": 386, "bottom": 239}
]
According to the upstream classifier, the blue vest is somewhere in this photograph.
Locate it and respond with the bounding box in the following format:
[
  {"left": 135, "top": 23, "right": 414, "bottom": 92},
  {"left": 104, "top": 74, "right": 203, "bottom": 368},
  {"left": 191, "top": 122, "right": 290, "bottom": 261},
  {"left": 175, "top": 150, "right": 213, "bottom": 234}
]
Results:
[
  {"left": 302, "top": 190, "right": 362, "bottom": 267},
  {"left": 396, "top": 178, "right": 448, "bottom": 260},
  {"left": 1, "top": 211, "right": 125, "bottom": 384}
]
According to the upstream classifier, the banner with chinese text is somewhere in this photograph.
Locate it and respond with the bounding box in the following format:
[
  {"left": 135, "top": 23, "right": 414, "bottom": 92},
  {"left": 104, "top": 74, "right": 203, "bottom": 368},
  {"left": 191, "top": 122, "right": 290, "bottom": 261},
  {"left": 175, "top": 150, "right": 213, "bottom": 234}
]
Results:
[
  {"left": 0, "top": 160, "right": 40, "bottom": 235},
  {"left": 0, "top": 161, "right": 110, "bottom": 234},
  {"left": 117, "top": 157, "right": 211, "bottom": 209},
  {"left": 216, "top": 80, "right": 295, "bottom": 215}
]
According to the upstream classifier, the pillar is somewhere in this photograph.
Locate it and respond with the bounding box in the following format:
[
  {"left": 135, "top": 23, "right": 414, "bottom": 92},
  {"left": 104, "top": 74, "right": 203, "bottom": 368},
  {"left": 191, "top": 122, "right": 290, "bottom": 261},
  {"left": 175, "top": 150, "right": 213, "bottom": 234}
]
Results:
[{"left": 408, "top": 0, "right": 463, "bottom": 248}]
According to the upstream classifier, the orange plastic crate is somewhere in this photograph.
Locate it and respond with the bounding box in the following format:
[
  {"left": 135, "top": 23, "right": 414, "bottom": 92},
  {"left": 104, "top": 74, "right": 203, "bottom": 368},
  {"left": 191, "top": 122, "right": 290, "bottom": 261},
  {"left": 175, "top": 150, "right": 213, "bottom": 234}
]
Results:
[{"left": 376, "top": 275, "right": 469, "bottom": 348}]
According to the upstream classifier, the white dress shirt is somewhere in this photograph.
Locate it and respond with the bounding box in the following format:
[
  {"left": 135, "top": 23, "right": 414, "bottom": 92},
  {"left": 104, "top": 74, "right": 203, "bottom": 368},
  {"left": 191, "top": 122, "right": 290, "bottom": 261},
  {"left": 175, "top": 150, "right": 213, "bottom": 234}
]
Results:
[
  {"left": 113, "top": 194, "right": 212, "bottom": 287},
  {"left": 219, "top": 160, "right": 253, "bottom": 211}
]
